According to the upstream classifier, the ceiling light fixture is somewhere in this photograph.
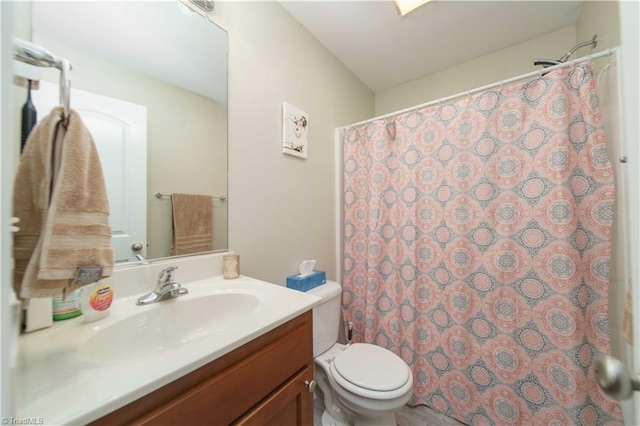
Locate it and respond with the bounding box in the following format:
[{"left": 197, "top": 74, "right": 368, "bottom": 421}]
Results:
[
  {"left": 393, "top": 0, "right": 434, "bottom": 17},
  {"left": 178, "top": 0, "right": 214, "bottom": 17}
]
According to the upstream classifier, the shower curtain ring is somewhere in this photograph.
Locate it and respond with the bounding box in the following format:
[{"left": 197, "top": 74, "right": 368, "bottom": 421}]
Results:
[{"left": 384, "top": 112, "right": 394, "bottom": 123}]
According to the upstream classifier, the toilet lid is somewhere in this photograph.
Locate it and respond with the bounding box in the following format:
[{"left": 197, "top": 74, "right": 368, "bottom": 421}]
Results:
[{"left": 332, "top": 343, "right": 410, "bottom": 392}]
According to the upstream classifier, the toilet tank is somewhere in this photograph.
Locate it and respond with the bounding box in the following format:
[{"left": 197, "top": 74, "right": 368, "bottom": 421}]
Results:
[{"left": 307, "top": 281, "right": 342, "bottom": 357}]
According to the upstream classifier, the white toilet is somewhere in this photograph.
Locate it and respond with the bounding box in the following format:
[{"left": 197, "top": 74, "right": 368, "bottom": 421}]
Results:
[{"left": 308, "top": 281, "right": 413, "bottom": 426}]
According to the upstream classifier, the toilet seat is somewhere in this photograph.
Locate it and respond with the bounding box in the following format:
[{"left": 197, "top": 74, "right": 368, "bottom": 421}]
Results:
[{"left": 329, "top": 343, "right": 412, "bottom": 400}]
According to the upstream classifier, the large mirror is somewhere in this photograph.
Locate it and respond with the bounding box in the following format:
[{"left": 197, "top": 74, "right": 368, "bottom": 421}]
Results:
[{"left": 29, "top": 1, "right": 228, "bottom": 264}]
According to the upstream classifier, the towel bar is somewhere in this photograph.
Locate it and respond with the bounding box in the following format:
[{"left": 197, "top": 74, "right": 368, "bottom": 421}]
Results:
[
  {"left": 155, "top": 192, "right": 227, "bottom": 202},
  {"left": 13, "top": 37, "right": 71, "bottom": 123}
]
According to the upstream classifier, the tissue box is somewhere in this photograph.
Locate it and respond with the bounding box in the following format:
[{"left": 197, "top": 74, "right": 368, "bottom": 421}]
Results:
[{"left": 286, "top": 270, "right": 326, "bottom": 292}]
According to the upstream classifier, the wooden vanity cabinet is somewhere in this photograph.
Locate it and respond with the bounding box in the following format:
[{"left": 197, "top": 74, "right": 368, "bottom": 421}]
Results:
[{"left": 91, "top": 311, "right": 314, "bottom": 426}]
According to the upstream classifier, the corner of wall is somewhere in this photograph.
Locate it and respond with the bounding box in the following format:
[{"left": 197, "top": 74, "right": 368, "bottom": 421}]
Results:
[{"left": 576, "top": 0, "right": 621, "bottom": 52}]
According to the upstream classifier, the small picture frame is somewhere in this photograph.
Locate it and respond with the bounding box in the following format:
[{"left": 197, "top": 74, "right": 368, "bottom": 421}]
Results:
[{"left": 282, "top": 102, "right": 308, "bottom": 159}]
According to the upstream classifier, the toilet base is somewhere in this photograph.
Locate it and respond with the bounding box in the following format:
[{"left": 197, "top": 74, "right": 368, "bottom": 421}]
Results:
[
  {"left": 321, "top": 409, "right": 397, "bottom": 426},
  {"left": 354, "top": 411, "right": 397, "bottom": 426},
  {"left": 321, "top": 410, "right": 349, "bottom": 426}
]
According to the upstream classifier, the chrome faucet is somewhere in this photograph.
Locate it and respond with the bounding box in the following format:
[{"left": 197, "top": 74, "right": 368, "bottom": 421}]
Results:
[{"left": 136, "top": 266, "right": 188, "bottom": 305}]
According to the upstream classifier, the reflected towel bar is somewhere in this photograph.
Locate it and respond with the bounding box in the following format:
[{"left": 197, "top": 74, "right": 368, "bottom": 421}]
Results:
[
  {"left": 155, "top": 192, "right": 227, "bottom": 202},
  {"left": 13, "top": 37, "right": 72, "bottom": 123}
]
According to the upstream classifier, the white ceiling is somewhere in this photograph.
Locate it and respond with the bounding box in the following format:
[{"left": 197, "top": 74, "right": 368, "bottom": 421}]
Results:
[
  {"left": 280, "top": 0, "right": 584, "bottom": 92},
  {"left": 31, "top": 1, "right": 228, "bottom": 105}
]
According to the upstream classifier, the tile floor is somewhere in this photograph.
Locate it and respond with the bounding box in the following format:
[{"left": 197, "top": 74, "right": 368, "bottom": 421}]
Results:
[{"left": 313, "top": 388, "right": 465, "bottom": 426}]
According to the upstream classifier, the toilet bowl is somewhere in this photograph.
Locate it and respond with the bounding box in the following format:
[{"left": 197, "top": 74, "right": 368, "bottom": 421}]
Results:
[
  {"left": 315, "top": 342, "right": 413, "bottom": 425},
  {"left": 308, "top": 282, "right": 414, "bottom": 426}
]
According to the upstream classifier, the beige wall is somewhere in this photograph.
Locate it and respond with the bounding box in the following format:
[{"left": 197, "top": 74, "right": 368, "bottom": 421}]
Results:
[
  {"left": 31, "top": 34, "right": 228, "bottom": 259},
  {"left": 209, "top": 2, "right": 374, "bottom": 285},
  {"left": 576, "top": 0, "right": 620, "bottom": 55},
  {"left": 375, "top": 27, "right": 577, "bottom": 115}
]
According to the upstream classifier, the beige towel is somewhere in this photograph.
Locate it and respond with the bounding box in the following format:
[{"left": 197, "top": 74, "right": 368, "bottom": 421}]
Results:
[
  {"left": 170, "top": 193, "right": 213, "bottom": 256},
  {"left": 13, "top": 107, "right": 114, "bottom": 300}
]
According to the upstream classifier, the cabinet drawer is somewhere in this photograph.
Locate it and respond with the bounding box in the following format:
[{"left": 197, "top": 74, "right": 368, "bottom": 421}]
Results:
[{"left": 135, "top": 314, "right": 312, "bottom": 425}]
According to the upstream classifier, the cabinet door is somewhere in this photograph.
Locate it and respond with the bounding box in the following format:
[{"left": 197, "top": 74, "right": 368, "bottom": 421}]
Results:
[{"left": 234, "top": 365, "right": 314, "bottom": 426}]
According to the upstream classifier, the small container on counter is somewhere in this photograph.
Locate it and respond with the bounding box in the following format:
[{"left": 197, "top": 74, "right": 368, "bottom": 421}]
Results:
[
  {"left": 80, "top": 281, "right": 114, "bottom": 323},
  {"left": 223, "top": 254, "right": 240, "bottom": 279},
  {"left": 52, "top": 289, "right": 82, "bottom": 321}
]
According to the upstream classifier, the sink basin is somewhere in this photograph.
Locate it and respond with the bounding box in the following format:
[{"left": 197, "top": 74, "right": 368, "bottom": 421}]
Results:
[{"left": 80, "top": 292, "right": 260, "bottom": 362}]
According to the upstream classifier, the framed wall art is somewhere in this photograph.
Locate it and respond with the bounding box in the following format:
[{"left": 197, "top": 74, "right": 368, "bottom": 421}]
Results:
[{"left": 282, "top": 102, "right": 309, "bottom": 159}]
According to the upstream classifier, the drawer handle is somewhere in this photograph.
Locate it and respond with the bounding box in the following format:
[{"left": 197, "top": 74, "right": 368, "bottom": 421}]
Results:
[{"left": 304, "top": 379, "right": 317, "bottom": 393}]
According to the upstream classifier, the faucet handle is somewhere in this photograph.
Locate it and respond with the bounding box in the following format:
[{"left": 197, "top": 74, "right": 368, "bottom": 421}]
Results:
[{"left": 158, "top": 266, "right": 178, "bottom": 285}]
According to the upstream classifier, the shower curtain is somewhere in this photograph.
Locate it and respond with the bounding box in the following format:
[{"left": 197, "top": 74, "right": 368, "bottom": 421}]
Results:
[{"left": 342, "top": 62, "right": 623, "bottom": 425}]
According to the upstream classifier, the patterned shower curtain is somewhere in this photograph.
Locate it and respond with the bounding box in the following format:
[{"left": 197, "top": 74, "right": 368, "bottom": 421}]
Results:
[{"left": 342, "top": 62, "right": 623, "bottom": 425}]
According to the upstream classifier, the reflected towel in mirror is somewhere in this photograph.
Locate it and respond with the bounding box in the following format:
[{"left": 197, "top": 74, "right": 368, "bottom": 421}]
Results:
[{"left": 170, "top": 193, "right": 213, "bottom": 256}]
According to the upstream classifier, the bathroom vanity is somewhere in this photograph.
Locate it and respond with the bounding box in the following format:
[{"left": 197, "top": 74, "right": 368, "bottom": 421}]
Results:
[
  {"left": 92, "top": 311, "right": 314, "bottom": 425},
  {"left": 14, "top": 255, "right": 321, "bottom": 425}
]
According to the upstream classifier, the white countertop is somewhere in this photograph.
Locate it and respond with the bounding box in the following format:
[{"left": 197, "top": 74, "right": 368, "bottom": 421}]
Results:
[{"left": 14, "top": 275, "right": 321, "bottom": 425}]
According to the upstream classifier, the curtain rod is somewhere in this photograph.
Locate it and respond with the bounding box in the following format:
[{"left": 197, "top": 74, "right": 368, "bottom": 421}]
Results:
[{"left": 340, "top": 48, "right": 617, "bottom": 131}]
